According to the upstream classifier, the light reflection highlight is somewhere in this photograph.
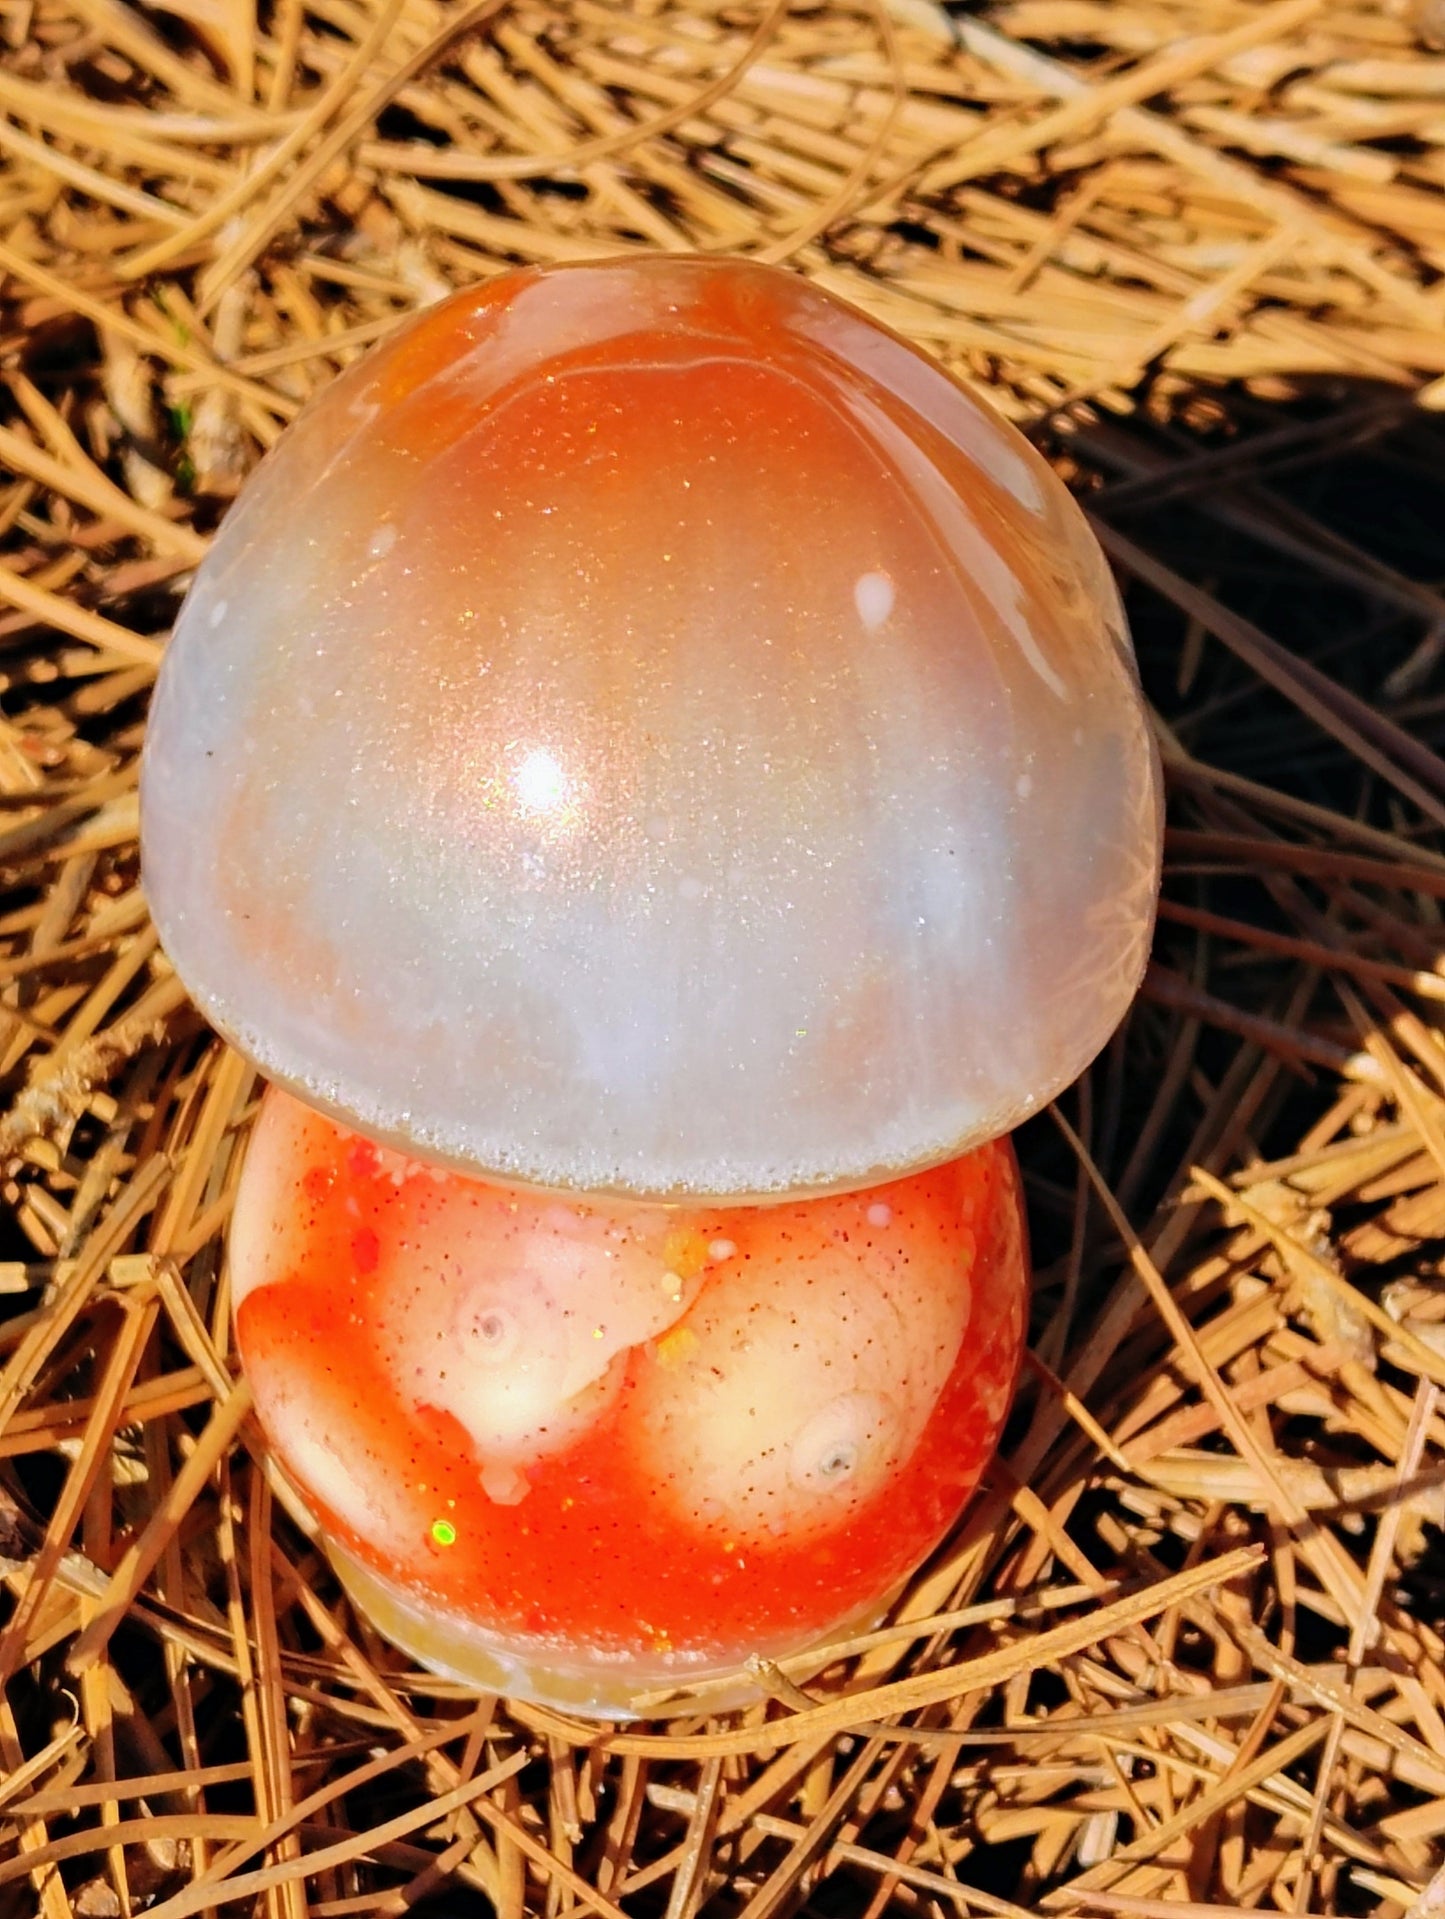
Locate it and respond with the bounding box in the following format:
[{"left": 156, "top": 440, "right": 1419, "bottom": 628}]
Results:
[{"left": 513, "top": 747, "right": 570, "bottom": 816}]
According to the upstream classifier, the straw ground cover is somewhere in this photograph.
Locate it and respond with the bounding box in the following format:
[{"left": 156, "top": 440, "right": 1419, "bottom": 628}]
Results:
[{"left": 2, "top": 0, "right": 1445, "bottom": 1911}]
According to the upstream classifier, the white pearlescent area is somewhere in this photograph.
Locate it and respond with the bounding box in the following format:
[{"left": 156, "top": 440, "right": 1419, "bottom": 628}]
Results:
[{"left": 142, "top": 256, "right": 1161, "bottom": 1199}]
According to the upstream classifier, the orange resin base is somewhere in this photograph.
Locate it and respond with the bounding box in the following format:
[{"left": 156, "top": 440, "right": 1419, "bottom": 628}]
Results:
[
  {"left": 232, "top": 1089, "right": 1028, "bottom": 1716},
  {"left": 325, "top": 1544, "right": 903, "bottom": 1719}
]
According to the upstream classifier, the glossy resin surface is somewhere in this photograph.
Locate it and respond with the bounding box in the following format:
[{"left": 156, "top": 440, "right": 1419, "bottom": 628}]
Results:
[
  {"left": 232, "top": 1088, "right": 1028, "bottom": 1712},
  {"left": 143, "top": 256, "right": 1162, "bottom": 1200}
]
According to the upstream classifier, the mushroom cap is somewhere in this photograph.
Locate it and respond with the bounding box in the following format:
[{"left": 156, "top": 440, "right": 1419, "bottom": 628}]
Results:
[{"left": 141, "top": 256, "right": 1161, "bottom": 1200}]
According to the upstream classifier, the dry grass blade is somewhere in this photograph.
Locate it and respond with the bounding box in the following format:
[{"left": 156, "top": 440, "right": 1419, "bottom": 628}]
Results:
[
  {"left": 1096, "top": 522, "right": 1445, "bottom": 828},
  {"left": 592, "top": 1547, "right": 1262, "bottom": 1760}
]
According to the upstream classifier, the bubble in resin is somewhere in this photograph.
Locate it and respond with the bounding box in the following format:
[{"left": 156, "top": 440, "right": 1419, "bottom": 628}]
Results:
[
  {"left": 626, "top": 1191, "right": 976, "bottom": 1541},
  {"left": 142, "top": 256, "right": 1163, "bottom": 1201},
  {"left": 230, "top": 1087, "right": 1028, "bottom": 1711}
]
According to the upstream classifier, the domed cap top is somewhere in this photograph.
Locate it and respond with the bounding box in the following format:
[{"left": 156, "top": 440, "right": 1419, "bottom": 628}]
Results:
[{"left": 141, "top": 257, "right": 1161, "bottom": 1200}]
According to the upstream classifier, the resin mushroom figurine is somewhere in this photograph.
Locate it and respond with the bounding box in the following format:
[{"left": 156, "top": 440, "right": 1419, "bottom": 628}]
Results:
[{"left": 141, "top": 256, "right": 1162, "bottom": 1716}]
